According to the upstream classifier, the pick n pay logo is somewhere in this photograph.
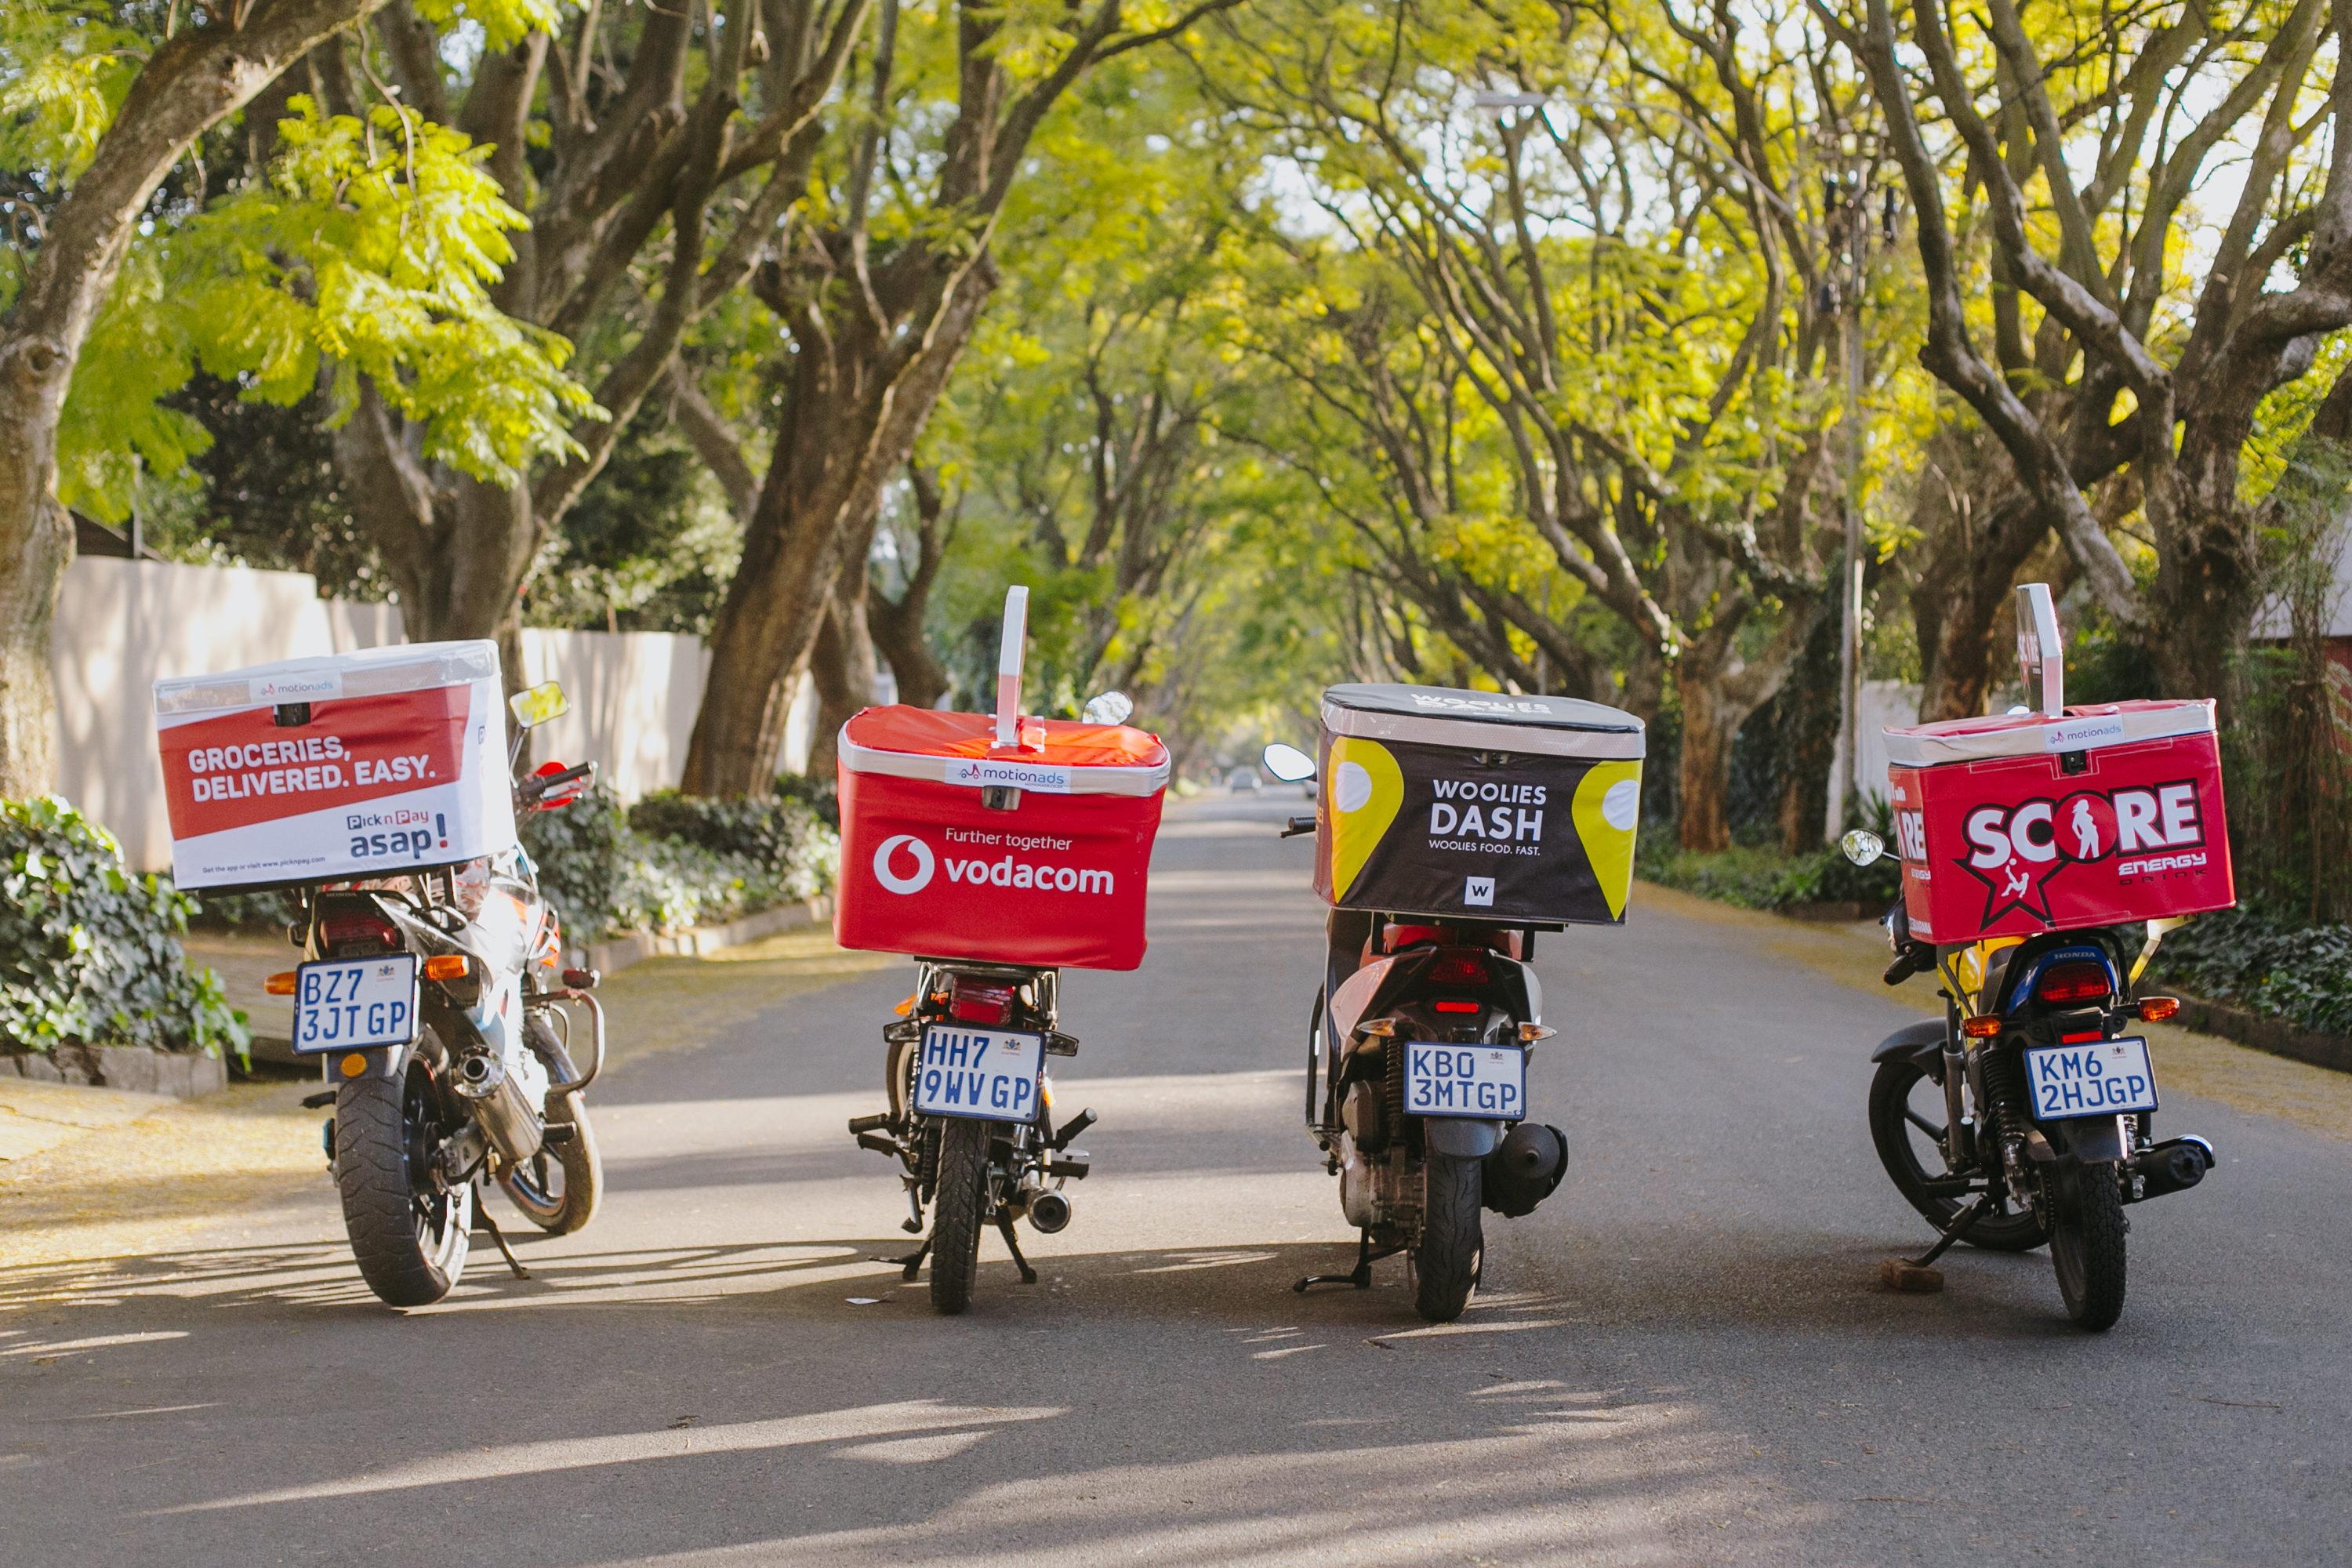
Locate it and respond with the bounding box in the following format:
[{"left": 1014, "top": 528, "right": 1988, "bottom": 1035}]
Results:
[{"left": 873, "top": 834, "right": 935, "bottom": 894}]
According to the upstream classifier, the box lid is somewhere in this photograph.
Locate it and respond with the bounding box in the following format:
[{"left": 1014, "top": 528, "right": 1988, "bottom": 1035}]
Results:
[
  {"left": 1321, "top": 683, "right": 1645, "bottom": 760},
  {"left": 1884, "top": 699, "right": 2215, "bottom": 768},
  {"left": 154, "top": 640, "right": 501, "bottom": 719},
  {"left": 840, "top": 706, "right": 1171, "bottom": 797}
]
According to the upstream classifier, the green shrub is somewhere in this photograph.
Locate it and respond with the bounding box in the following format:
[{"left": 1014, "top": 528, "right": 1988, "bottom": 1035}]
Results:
[
  {"left": 521, "top": 783, "right": 840, "bottom": 939},
  {"left": 0, "top": 797, "right": 248, "bottom": 1058},
  {"left": 2147, "top": 904, "right": 2352, "bottom": 1039},
  {"left": 1635, "top": 838, "right": 1900, "bottom": 913}
]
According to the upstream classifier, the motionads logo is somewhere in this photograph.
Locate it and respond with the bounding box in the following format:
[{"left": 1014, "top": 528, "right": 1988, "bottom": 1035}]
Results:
[
  {"left": 1952, "top": 778, "right": 2208, "bottom": 925},
  {"left": 869, "top": 833, "right": 1116, "bottom": 897}
]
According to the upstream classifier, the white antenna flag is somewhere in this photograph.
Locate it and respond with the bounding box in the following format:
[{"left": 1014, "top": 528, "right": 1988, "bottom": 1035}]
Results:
[{"left": 995, "top": 586, "right": 1029, "bottom": 748}]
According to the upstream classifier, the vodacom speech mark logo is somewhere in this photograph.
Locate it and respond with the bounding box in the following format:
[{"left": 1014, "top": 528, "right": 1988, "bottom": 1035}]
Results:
[{"left": 872, "top": 834, "right": 935, "bottom": 895}]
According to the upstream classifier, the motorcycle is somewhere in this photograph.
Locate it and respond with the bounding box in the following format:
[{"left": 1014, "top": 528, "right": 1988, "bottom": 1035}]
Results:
[
  {"left": 1264, "top": 740, "right": 1572, "bottom": 1324},
  {"left": 273, "top": 679, "right": 608, "bottom": 1308},
  {"left": 1847, "top": 852, "right": 2212, "bottom": 1330}
]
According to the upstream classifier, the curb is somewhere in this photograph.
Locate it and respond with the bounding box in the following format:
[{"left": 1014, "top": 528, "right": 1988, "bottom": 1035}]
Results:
[
  {"left": 0, "top": 1043, "right": 229, "bottom": 1099},
  {"left": 569, "top": 895, "right": 834, "bottom": 979},
  {"left": 2171, "top": 992, "right": 2352, "bottom": 1076}
]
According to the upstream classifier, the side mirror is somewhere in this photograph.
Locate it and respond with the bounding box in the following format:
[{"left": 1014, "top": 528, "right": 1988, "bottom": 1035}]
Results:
[
  {"left": 510, "top": 681, "right": 570, "bottom": 730},
  {"left": 1081, "top": 691, "right": 1134, "bottom": 725},
  {"left": 1262, "top": 742, "right": 1316, "bottom": 783},
  {"left": 1839, "top": 829, "right": 1885, "bottom": 867}
]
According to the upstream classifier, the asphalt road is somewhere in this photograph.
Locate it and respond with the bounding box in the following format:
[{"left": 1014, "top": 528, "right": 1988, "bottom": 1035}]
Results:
[{"left": 5, "top": 793, "right": 2350, "bottom": 1566}]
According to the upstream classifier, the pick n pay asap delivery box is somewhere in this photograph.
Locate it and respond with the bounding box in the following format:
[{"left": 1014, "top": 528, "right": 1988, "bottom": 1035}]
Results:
[
  {"left": 1883, "top": 700, "right": 2235, "bottom": 946},
  {"left": 153, "top": 641, "right": 516, "bottom": 891},
  {"left": 1310, "top": 684, "right": 1646, "bottom": 926}
]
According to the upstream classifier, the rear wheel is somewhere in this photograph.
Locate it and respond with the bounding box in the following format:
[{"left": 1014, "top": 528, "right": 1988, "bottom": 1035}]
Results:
[
  {"left": 1414, "top": 1154, "right": 1483, "bottom": 1323},
  {"left": 929, "top": 1118, "right": 992, "bottom": 1316},
  {"left": 1868, "top": 1058, "right": 2046, "bottom": 1252},
  {"left": 336, "top": 1064, "right": 470, "bottom": 1307},
  {"left": 2049, "top": 1162, "right": 2129, "bottom": 1331}
]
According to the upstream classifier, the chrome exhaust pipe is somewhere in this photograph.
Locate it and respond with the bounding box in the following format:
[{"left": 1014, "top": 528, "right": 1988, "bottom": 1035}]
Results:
[
  {"left": 1027, "top": 1189, "right": 1072, "bottom": 1234},
  {"left": 452, "top": 1051, "right": 545, "bottom": 1166}
]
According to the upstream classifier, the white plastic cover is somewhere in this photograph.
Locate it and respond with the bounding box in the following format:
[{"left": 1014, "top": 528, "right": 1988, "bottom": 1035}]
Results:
[
  {"left": 1320, "top": 684, "right": 1646, "bottom": 760},
  {"left": 1883, "top": 699, "right": 2215, "bottom": 769}
]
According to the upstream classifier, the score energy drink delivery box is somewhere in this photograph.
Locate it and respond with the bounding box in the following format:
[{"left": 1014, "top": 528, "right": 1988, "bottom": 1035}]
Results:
[
  {"left": 153, "top": 641, "right": 516, "bottom": 891},
  {"left": 1310, "top": 684, "right": 1646, "bottom": 925}
]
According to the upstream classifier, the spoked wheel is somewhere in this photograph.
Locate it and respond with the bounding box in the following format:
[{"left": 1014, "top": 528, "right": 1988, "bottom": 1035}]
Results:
[
  {"left": 336, "top": 1062, "right": 471, "bottom": 1307},
  {"left": 499, "top": 1092, "right": 602, "bottom": 1235},
  {"left": 929, "top": 1117, "right": 993, "bottom": 1316},
  {"left": 1868, "top": 1058, "right": 2046, "bottom": 1252},
  {"left": 1414, "top": 1154, "right": 1483, "bottom": 1323},
  {"left": 2049, "top": 1161, "right": 2129, "bottom": 1331}
]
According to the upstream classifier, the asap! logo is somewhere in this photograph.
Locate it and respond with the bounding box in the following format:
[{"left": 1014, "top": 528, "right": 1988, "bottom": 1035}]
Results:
[{"left": 1958, "top": 779, "right": 2208, "bottom": 924}]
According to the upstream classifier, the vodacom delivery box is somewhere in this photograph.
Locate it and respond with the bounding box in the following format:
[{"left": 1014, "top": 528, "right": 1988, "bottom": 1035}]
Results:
[
  {"left": 153, "top": 641, "right": 515, "bottom": 891},
  {"left": 1883, "top": 701, "right": 2235, "bottom": 945},
  {"left": 833, "top": 707, "right": 1171, "bottom": 969}
]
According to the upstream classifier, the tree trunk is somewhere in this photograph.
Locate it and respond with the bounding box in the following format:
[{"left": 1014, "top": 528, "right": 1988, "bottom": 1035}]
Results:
[
  {"left": 806, "top": 554, "right": 877, "bottom": 785},
  {"left": 1907, "top": 428, "right": 2052, "bottom": 721},
  {"left": 866, "top": 466, "right": 953, "bottom": 712},
  {"left": 0, "top": 0, "right": 391, "bottom": 796},
  {"left": 681, "top": 250, "right": 997, "bottom": 796},
  {"left": 1675, "top": 663, "right": 1740, "bottom": 853}
]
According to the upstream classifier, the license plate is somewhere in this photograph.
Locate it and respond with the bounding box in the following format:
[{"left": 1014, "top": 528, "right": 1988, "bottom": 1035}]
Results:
[
  {"left": 291, "top": 955, "right": 419, "bottom": 1054},
  {"left": 1403, "top": 1042, "right": 1528, "bottom": 1120},
  {"left": 913, "top": 1025, "right": 1044, "bottom": 1122},
  {"left": 2026, "top": 1036, "right": 2159, "bottom": 1120}
]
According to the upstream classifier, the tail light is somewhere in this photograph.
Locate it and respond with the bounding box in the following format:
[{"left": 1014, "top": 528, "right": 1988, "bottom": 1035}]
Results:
[
  {"left": 2034, "top": 961, "right": 2114, "bottom": 1006},
  {"left": 321, "top": 912, "right": 397, "bottom": 950},
  {"left": 950, "top": 980, "right": 1016, "bottom": 1025},
  {"left": 1433, "top": 1000, "right": 1480, "bottom": 1014},
  {"left": 1426, "top": 949, "right": 1490, "bottom": 986}
]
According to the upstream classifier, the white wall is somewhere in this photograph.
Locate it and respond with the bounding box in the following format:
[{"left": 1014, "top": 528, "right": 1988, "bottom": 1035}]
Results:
[
  {"left": 1855, "top": 679, "right": 1922, "bottom": 805},
  {"left": 518, "top": 628, "right": 710, "bottom": 804},
  {"left": 51, "top": 559, "right": 731, "bottom": 869}
]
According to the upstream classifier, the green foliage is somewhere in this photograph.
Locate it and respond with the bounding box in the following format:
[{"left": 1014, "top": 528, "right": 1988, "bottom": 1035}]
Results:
[
  {"left": 2148, "top": 906, "right": 2352, "bottom": 1040},
  {"left": 59, "top": 99, "right": 601, "bottom": 521},
  {"left": 1635, "top": 835, "right": 1901, "bottom": 913},
  {"left": 0, "top": 0, "right": 140, "bottom": 191},
  {"left": 519, "top": 784, "right": 839, "bottom": 940},
  {"left": 0, "top": 797, "right": 248, "bottom": 1058}
]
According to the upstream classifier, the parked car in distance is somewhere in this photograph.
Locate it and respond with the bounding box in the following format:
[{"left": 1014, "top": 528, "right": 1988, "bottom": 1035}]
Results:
[{"left": 1227, "top": 768, "right": 1261, "bottom": 791}]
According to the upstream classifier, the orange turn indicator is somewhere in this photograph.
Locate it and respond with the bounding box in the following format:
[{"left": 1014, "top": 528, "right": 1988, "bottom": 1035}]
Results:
[
  {"left": 264, "top": 972, "right": 297, "bottom": 996},
  {"left": 423, "top": 956, "right": 470, "bottom": 982},
  {"left": 1960, "top": 1015, "right": 2004, "bottom": 1039},
  {"left": 2138, "top": 996, "right": 2181, "bottom": 1022}
]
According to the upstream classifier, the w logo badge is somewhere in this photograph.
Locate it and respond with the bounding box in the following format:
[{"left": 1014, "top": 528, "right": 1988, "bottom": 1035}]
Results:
[{"left": 1465, "top": 876, "right": 1495, "bottom": 906}]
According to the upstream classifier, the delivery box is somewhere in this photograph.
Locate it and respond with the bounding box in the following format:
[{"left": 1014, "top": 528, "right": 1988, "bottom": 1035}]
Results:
[
  {"left": 834, "top": 706, "right": 1171, "bottom": 969},
  {"left": 154, "top": 641, "right": 516, "bottom": 891},
  {"left": 1309, "top": 684, "right": 1646, "bottom": 926},
  {"left": 1884, "top": 700, "right": 2235, "bottom": 945}
]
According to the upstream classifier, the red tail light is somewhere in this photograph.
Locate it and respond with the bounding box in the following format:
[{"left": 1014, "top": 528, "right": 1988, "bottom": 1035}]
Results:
[
  {"left": 950, "top": 980, "right": 1015, "bottom": 1025},
  {"left": 1432, "top": 1000, "right": 1480, "bottom": 1014},
  {"left": 1426, "top": 949, "right": 1490, "bottom": 986},
  {"left": 321, "top": 913, "right": 397, "bottom": 949},
  {"left": 2035, "top": 961, "right": 2114, "bottom": 1006}
]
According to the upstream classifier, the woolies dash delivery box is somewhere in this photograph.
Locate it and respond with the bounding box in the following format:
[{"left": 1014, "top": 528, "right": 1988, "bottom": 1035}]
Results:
[
  {"left": 833, "top": 706, "right": 1171, "bottom": 969},
  {"left": 1883, "top": 700, "right": 2234, "bottom": 946},
  {"left": 153, "top": 641, "right": 516, "bottom": 891},
  {"left": 1311, "top": 684, "right": 1646, "bottom": 925}
]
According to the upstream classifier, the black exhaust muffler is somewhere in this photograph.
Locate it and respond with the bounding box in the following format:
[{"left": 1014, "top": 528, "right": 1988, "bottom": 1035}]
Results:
[
  {"left": 1483, "top": 1123, "right": 1567, "bottom": 1218},
  {"left": 2129, "top": 1136, "right": 2212, "bottom": 1201}
]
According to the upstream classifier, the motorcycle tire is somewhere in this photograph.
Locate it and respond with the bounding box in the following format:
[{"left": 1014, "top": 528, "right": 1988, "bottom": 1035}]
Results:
[
  {"left": 1414, "top": 1153, "right": 1483, "bottom": 1323},
  {"left": 2049, "top": 1160, "right": 2128, "bottom": 1331},
  {"left": 1867, "top": 1057, "right": 2046, "bottom": 1252},
  {"left": 336, "top": 1063, "right": 471, "bottom": 1307},
  {"left": 499, "top": 1094, "right": 602, "bottom": 1236},
  {"left": 929, "top": 1117, "right": 991, "bottom": 1316}
]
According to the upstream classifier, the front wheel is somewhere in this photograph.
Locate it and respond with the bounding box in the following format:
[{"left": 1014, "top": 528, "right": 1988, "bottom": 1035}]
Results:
[
  {"left": 1414, "top": 1154, "right": 1483, "bottom": 1323},
  {"left": 335, "top": 1065, "right": 471, "bottom": 1307},
  {"left": 929, "top": 1118, "right": 992, "bottom": 1316},
  {"left": 2049, "top": 1162, "right": 2129, "bottom": 1331},
  {"left": 1868, "top": 1058, "right": 2046, "bottom": 1252}
]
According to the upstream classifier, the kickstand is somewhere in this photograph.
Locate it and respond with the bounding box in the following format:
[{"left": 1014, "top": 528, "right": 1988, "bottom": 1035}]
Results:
[
  {"left": 1904, "top": 1195, "right": 1988, "bottom": 1270},
  {"left": 994, "top": 1209, "right": 1039, "bottom": 1284},
  {"left": 474, "top": 1202, "right": 532, "bottom": 1281},
  {"left": 885, "top": 1237, "right": 933, "bottom": 1281},
  {"left": 1295, "top": 1228, "right": 1406, "bottom": 1293}
]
